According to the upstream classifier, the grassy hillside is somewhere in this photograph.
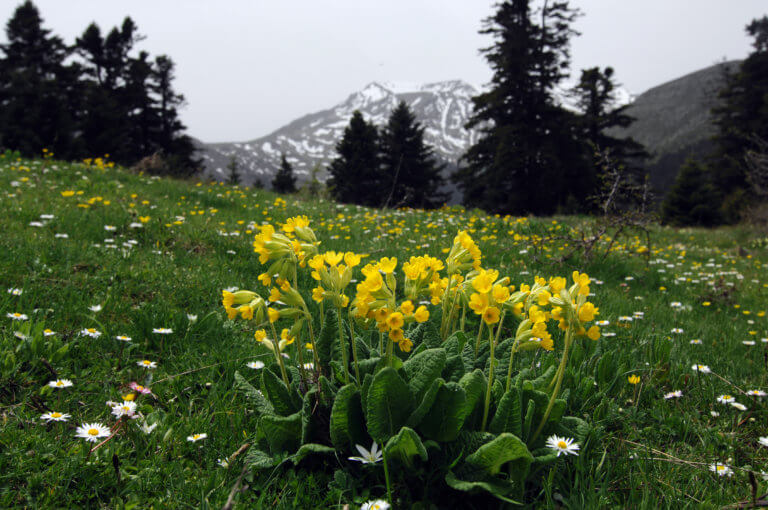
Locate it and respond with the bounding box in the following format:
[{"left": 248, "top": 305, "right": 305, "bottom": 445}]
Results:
[{"left": 1, "top": 155, "right": 768, "bottom": 508}]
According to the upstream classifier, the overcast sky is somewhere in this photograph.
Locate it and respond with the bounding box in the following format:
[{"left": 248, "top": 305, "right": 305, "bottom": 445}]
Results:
[{"left": 1, "top": 1, "right": 766, "bottom": 143}]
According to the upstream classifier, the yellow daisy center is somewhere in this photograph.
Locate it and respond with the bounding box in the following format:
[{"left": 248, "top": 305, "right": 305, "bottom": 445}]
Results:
[
  {"left": 142, "top": 360, "right": 151, "bottom": 365},
  {"left": 51, "top": 412, "right": 62, "bottom": 418},
  {"left": 716, "top": 465, "right": 724, "bottom": 471},
  {"left": 55, "top": 381, "right": 63, "bottom": 386},
  {"left": 557, "top": 441, "right": 567, "bottom": 449},
  {"left": 87, "top": 428, "right": 99, "bottom": 436}
]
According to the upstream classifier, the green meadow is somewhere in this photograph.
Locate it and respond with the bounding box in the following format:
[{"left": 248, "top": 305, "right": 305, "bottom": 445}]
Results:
[{"left": 1, "top": 155, "right": 767, "bottom": 509}]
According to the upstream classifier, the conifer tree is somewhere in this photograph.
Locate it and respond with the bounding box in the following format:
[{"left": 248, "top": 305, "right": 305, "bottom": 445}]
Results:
[
  {"left": 379, "top": 101, "right": 447, "bottom": 209},
  {"left": 327, "top": 110, "right": 381, "bottom": 206},
  {"left": 661, "top": 158, "right": 720, "bottom": 226},
  {"left": 226, "top": 155, "right": 240, "bottom": 185},
  {"left": 454, "top": 0, "right": 583, "bottom": 214},
  {"left": 0, "top": 0, "right": 80, "bottom": 157},
  {"left": 272, "top": 153, "right": 297, "bottom": 193},
  {"left": 710, "top": 16, "right": 768, "bottom": 221}
]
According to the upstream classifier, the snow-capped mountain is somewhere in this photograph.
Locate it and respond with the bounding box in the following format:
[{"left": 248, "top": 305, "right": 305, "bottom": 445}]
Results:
[{"left": 198, "top": 79, "right": 633, "bottom": 187}]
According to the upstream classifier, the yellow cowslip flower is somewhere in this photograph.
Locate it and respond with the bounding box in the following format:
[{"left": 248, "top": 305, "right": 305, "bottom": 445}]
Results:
[
  {"left": 414, "top": 306, "right": 429, "bottom": 323},
  {"left": 239, "top": 304, "right": 254, "bottom": 320},
  {"left": 258, "top": 273, "right": 271, "bottom": 286},
  {"left": 374, "top": 308, "right": 389, "bottom": 324},
  {"left": 471, "top": 269, "right": 495, "bottom": 294},
  {"left": 389, "top": 328, "right": 404, "bottom": 342},
  {"left": 379, "top": 257, "right": 397, "bottom": 274},
  {"left": 492, "top": 284, "right": 510, "bottom": 303},
  {"left": 537, "top": 290, "right": 552, "bottom": 306},
  {"left": 482, "top": 306, "right": 501, "bottom": 325},
  {"left": 312, "top": 286, "right": 325, "bottom": 303},
  {"left": 540, "top": 335, "right": 554, "bottom": 351},
  {"left": 364, "top": 271, "right": 384, "bottom": 292},
  {"left": 277, "top": 279, "right": 291, "bottom": 292},
  {"left": 528, "top": 305, "right": 546, "bottom": 324},
  {"left": 628, "top": 374, "right": 640, "bottom": 385},
  {"left": 254, "top": 330, "right": 267, "bottom": 342},
  {"left": 469, "top": 292, "right": 489, "bottom": 314},
  {"left": 398, "top": 337, "right": 413, "bottom": 352},
  {"left": 267, "top": 307, "right": 280, "bottom": 323},
  {"left": 587, "top": 325, "right": 601, "bottom": 341},
  {"left": 225, "top": 306, "right": 238, "bottom": 320},
  {"left": 578, "top": 302, "right": 599, "bottom": 323},
  {"left": 400, "top": 300, "right": 415, "bottom": 315},
  {"left": 282, "top": 215, "right": 310, "bottom": 233},
  {"left": 269, "top": 287, "right": 282, "bottom": 302},
  {"left": 549, "top": 276, "right": 566, "bottom": 294},
  {"left": 386, "top": 312, "right": 404, "bottom": 330},
  {"left": 324, "top": 251, "right": 343, "bottom": 267},
  {"left": 222, "top": 289, "right": 257, "bottom": 308},
  {"left": 61, "top": 190, "right": 75, "bottom": 197},
  {"left": 551, "top": 306, "right": 563, "bottom": 320},
  {"left": 139, "top": 216, "right": 150, "bottom": 223},
  {"left": 344, "top": 252, "right": 361, "bottom": 267},
  {"left": 280, "top": 329, "right": 295, "bottom": 345},
  {"left": 123, "top": 393, "right": 135, "bottom": 401}
]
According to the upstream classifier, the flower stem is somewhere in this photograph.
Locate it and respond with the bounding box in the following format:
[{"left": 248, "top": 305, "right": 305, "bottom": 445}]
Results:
[
  {"left": 481, "top": 324, "right": 495, "bottom": 432},
  {"left": 336, "top": 307, "right": 350, "bottom": 385},
  {"left": 474, "top": 320, "right": 484, "bottom": 357},
  {"left": 531, "top": 326, "right": 573, "bottom": 444},
  {"left": 269, "top": 322, "right": 290, "bottom": 386},
  {"left": 382, "top": 448, "right": 393, "bottom": 505}
]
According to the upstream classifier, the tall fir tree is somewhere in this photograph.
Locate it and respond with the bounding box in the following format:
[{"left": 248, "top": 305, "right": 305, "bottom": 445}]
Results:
[
  {"left": 272, "top": 153, "right": 297, "bottom": 193},
  {"left": 0, "top": 0, "right": 80, "bottom": 158},
  {"left": 571, "top": 66, "right": 648, "bottom": 205},
  {"left": 455, "top": 0, "right": 583, "bottom": 215},
  {"left": 661, "top": 158, "right": 720, "bottom": 226},
  {"left": 379, "top": 101, "right": 447, "bottom": 209},
  {"left": 327, "top": 110, "right": 382, "bottom": 206},
  {"left": 710, "top": 16, "right": 768, "bottom": 221}
]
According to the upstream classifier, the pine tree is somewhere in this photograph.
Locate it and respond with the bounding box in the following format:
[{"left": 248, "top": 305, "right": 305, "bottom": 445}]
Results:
[
  {"left": 272, "top": 153, "right": 297, "bottom": 193},
  {"left": 661, "top": 158, "right": 720, "bottom": 226},
  {"left": 454, "top": 0, "right": 583, "bottom": 214},
  {"left": 710, "top": 16, "right": 768, "bottom": 222},
  {"left": 0, "top": 0, "right": 80, "bottom": 157},
  {"left": 379, "top": 101, "right": 447, "bottom": 209},
  {"left": 327, "top": 110, "right": 381, "bottom": 206},
  {"left": 226, "top": 155, "right": 240, "bottom": 185},
  {"left": 571, "top": 67, "right": 648, "bottom": 205}
]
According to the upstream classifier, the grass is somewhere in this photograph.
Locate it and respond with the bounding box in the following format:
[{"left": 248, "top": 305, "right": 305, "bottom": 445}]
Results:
[{"left": 0, "top": 155, "right": 767, "bottom": 508}]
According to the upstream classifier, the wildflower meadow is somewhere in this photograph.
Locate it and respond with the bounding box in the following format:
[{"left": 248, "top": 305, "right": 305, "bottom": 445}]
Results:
[{"left": 2, "top": 154, "right": 768, "bottom": 508}]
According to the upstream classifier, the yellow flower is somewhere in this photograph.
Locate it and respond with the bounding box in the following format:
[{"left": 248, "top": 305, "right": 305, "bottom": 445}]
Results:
[
  {"left": 398, "top": 337, "right": 413, "bottom": 353},
  {"left": 528, "top": 305, "right": 546, "bottom": 324},
  {"left": 123, "top": 393, "right": 135, "bottom": 401},
  {"left": 627, "top": 374, "right": 640, "bottom": 385},
  {"left": 267, "top": 307, "right": 280, "bottom": 323},
  {"left": 379, "top": 257, "right": 397, "bottom": 274},
  {"left": 702, "top": 301, "right": 711, "bottom": 307},
  {"left": 344, "top": 252, "right": 361, "bottom": 267},
  {"left": 469, "top": 292, "right": 489, "bottom": 314},
  {"left": 280, "top": 329, "right": 295, "bottom": 345},
  {"left": 258, "top": 273, "right": 272, "bottom": 287},
  {"left": 414, "top": 306, "right": 429, "bottom": 323},
  {"left": 389, "top": 328, "right": 404, "bottom": 342},
  {"left": 386, "top": 312, "right": 404, "bottom": 330},
  {"left": 578, "top": 302, "right": 598, "bottom": 323},
  {"left": 239, "top": 304, "right": 253, "bottom": 320},
  {"left": 492, "top": 284, "right": 510, "bottom": 303},
  {"left": 400, "top": 300, "right": 415, "bottom": 315},
  {"left": 254, "top": 330, "right": 267, "bottom": 342},
  {"left": 472, "top": 270, "right": 494, "bottom": 294},
  {"left": 587, "top": 325, "right": 601, "bottom": 341},
  {"left": 61, "top": 190, "right": 75, "bottom": 197},
  {"left": 537, "top": 290, "right": 551, "bottom": 306},
  {"left": 269, "top": 287, "right": 282, "bottom": 302},
  {"left": 312, "top": 286, "right": 325, "bottom": 303},
  {"left": 549, "top": 276, "right": 566, "bottom": 294},
  {"left": 482, "top": 306, "right": 500, "bottom": 325},
  {"left": 324, "top": 251, "right": 343, "bottom": 267}
]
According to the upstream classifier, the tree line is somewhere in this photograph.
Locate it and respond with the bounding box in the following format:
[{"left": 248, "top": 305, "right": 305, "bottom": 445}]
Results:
[
  {"left": 0, "top": 1, "right": 198, "bottom": 175},
  {"left": 326, "top": 0, "right": 646, "bottom": 215}
]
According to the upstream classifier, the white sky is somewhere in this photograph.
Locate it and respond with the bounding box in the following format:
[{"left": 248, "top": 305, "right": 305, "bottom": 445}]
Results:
[{"left": 1, "top": 1, "right": 765, "bottom": 143}]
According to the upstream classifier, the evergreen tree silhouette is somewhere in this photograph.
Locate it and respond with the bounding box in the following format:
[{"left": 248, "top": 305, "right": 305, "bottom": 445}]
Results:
[
  {"left": 272, "top": 153, "right": 297, "bottom": 193},
  {"left": 661, "top": 158, "right": 720, "bottom": 226},
  {"left": 380, "top": 101, "right": 447, "bottom": 209},
  {"left": 327, "top": 110, "right": 381, "bottom": 206}
]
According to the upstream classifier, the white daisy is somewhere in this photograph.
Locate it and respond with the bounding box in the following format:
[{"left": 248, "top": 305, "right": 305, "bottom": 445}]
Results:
[
  {"left": 302, "top": 362, "right": 315, "bottom": 370},
  {"left": 545, "top": 435, "right": 580, "bottom": 457},
  {"left": 75, "top": 422, "right": 111, "bottom": 442},
  {"left": 80, "top": 328, "right": 102, "bottom": 338},
  {"left": 709, "top": 463, "right": 733, "bottom": 477},
  {"left": 746, "top": 390, "right": 766, "bottom": 398},
  {"left": 758, "top": 437, "right": 768, "bottom": 447},
  {"left": 690, "top": 339, "right": 702, "bottom": 344},
  {"left": 716, "top": 394, "right": 735, "bottom": 404},
  {"left": 711, "top": 410, "right": 720, "bottom": 417},
  {"left": 187, "top": 314, "right": 198, "bottom": 322},
  {"left": 88, "top": 304, "right": 102, "bottom": 312},
  {"left": 671, "top": 328, "right": 684, "bottom": 334},
  {"left": 664, "top": 390, "right": 683, "bottom": 399},
  {"left": 137, "top": 359, "right": 157, "bottom": 369},
  {"left": 246, "top": 361, "right": 265, "bottom": 370},
  {"left": 104, "top": 225, "right": 117, "bottom": 231},
  {"left": 361, "top": 500, "right": 391, "bottom": 510},
  {"left": 692, "top": 364, "right": 711, "bottom": 374},
  {"left": 48, "top": 379, "right": 73, "bottom": 389},
  {"left": 187, "top": 433, "right": 208, "bottom": 442},
  {"left": 348, "top": 442, "right": 383, "bottom": 464},
  {"left": 743, "top": 340, "right": 756, "bottom": 346},
  {"left": 138, "top": 421, "right": 157, "bottom": 434},
  {"left": 7, "top": 312, "right": 28, "bottom": 321},
  {"left": 111, "top": 400, "right": 137, "bottom": 418},
  {"left": 152, "top": 328, "right": 173, "bottom": 334},
  {"left": 7, "top": 288, "right": 22, "bottom": 296},
  {"left": 115, "top": 335, "right": 132, "bottom": 342},
  {"left": 41, "top": 411, "right": 70, "bottom": 422},
  {"left": 43, "top": 329, "right": 56, "bottom": 337}
]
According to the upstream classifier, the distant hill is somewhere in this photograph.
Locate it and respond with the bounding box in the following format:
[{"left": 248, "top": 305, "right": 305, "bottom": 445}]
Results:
[{"left": 612, "top": 60, "right": 741, "bottom": 197}]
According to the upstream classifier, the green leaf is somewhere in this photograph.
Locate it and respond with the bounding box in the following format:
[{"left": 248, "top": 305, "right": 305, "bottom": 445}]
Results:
[
  {"left": 318, "top": 375, "right": 337, "bottom": 407},
  {"left": 366, "top": 367, "right": 414, "bottom": 443},
  {"left": 419, "top": 382, "right": 467, "bottom": 442},
  {"left": 522, "top": 398, "right": 536, "bottom": 441},
  {"left": 409, "top": 321, "right": 441, "bottom": 349},
  {"left": 406, "top": 378, "right": 444, "bottom": 428},
  {"left": 244, "top": 448, "right": 278, "bottom": 470},
  {"left": 233, "top": 371, "right": 274, "bottom": 416},
  {"left": 301, "top": 387, "right": 320, "bottom": 444},
  {"left": 465, "top": 433, "right": 533, "bottom": 478},
  {"left": 329, "top": 384, "right": 368, "bottom": 449},
  {"left": 316, "top": 308, "right": 339, "bottom": 373},
  {"left": 360, "top": 373, "right": 374, "bottom": 419},
  {"left": 443, "top": 354, "right": 465, "bottom": 383},
  {"left": 260, "top": 412, "right": 302, "bottom": 454},
  {"left": 402, "top": 348, "right": 447, "bottom": 396},
  {"left": 261, "top": 367, "right": 298, "bottom": 416},
  {"left": 458, "top": 369, "right": 487, "bottom": 427},
  {"left": 383, "top": 426, "right": 428, "bottom": 469},
  {"left": 489, "top": 388, "right": 522, "bottom": 437},
  {"left": 444, "top": 471, "right": 519, "bottom": 503},
  {"left": 290, "top": 443, "right": 336, "bottom": 465}
]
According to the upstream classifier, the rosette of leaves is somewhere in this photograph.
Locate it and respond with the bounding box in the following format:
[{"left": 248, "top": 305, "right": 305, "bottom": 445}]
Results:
[{"left": 235, "top": 311, "right": 591, "bottom": 504}]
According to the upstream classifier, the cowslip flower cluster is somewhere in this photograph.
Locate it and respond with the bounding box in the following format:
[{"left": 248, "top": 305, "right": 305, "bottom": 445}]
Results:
[
  {"left": 309, "top": 251, "right": 361, "bottom": 308},
  {"left": 252, "top": 216, "right": 318, "bottom": 284}
]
